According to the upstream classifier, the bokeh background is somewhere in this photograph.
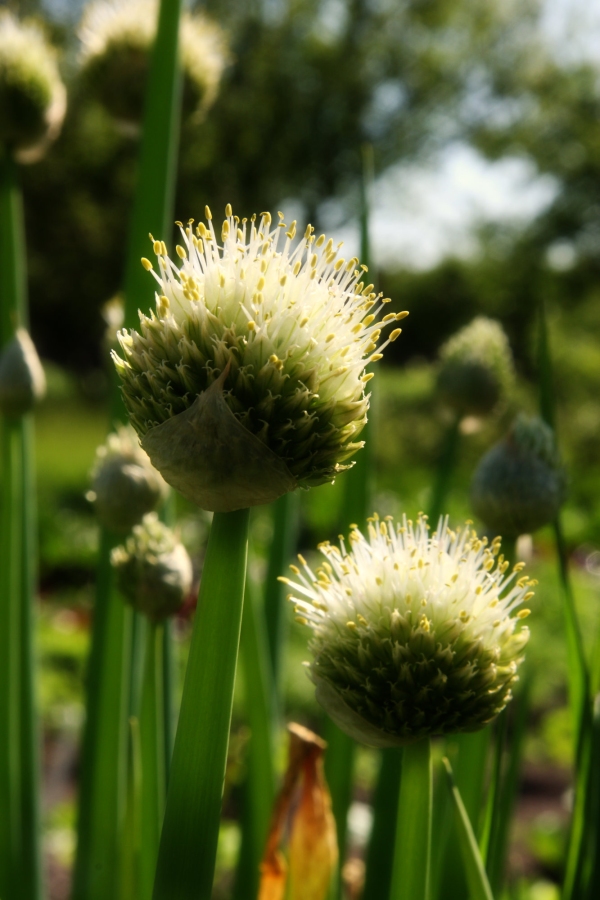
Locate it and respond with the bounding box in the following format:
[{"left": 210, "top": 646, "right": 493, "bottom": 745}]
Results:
[{"left": 9, "top": 0, "right": 600, "bottom": 896}]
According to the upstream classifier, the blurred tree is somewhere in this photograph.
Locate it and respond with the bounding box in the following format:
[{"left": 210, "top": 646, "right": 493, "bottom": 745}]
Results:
[{"left": 18, "top": 0, "right": 563, "bottom": 371}]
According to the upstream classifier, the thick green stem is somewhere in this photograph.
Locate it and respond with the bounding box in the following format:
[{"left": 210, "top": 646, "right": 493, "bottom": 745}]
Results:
[
  {"left": 1, "top": 150, "right": 43, "bottom": 900},
  {"left": 153, "top": 508, "right": 249, "bottom": 900},
  {"left": 71, "top": 534, "right": 132, "bottom": 900},
  {"left": 390, "top": 738, "right": 432, "bottom": 900},
  {"left": 363, "top": 749, "right": 403, "bottom": 900},
  {"left": 233, "top": 577, "right": 277, "bottom": 900},
  {"left": 428, "top": 414, "right": 461, "bottom": 526},
  {"left": 0, "top": 421, "right": 23, "bottom": 898},
  {"left": 264, "top": 492, "right": 299, "bottom": 690},
  {"left": 140, "top": 623, "right": 166, "bottom": 900}
]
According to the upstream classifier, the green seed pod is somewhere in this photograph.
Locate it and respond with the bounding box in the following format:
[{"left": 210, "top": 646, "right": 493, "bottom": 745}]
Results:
[
  {"left": 88, "top": 424, "right": 168, "bottom": 533},
  {"left": 283, "top": 515, "right": 532, "bottom": 748},
  {"left": 78, "top": 0, "right": 229, "bottom": 125},
  {"left": 471, "top": 414, "right": 565, "bottom": 539},
  {"left": 0, "top": 328, "right": 46, "bottom": 418},
  {"left": 0, "top": 11, "right": 66, "bottom": 162},
  {"left": 111, "top": 513, "right": 192, "bottom": 622},
  {"left": 437, "top": 317, "right": 514, "bottom": 418},
  {"left": 113, "top": 208, "right": 404, "bottom": 512}
]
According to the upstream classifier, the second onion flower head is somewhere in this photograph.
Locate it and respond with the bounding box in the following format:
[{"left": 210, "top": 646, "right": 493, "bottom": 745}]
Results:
[{"left": 282, "top": 514, "right": 534, "bottom": 748}]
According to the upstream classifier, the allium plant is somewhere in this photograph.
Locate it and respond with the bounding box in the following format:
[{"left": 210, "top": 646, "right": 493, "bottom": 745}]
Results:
[
  {"left": 113, "top": 206, "right": 405, "bottom": 511},
  {"left": 87, "top": 423, "right": 168, "bottom": 534},
  {"left": 111, "top": 512, "right": 192, "bottom": 622},
  {"left": 437, "top": 316, "right": 514, "bottom": 419},
  {"left": 0, "top": 10, "right": 66, "bottom": 162},
  {"left": 78, "top": 0, "right": 228, "bottom": 123},
  {"left": 284, "top": 514, "right": 533, "bottom": 748},
  {"left": 471, "top": 413, "right": 565, "bottom": 539}
]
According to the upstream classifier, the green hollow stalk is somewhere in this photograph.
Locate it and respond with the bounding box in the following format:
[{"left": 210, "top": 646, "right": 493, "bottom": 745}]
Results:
[
  {"left": 233, "top": 576, "right": 277, "bottom": 900},
  {"left": 0, "top": 149, "right": 44, "bottom": 900},
  {"left": 74, "top": 0, "right": 183, "bottom": 892},
  {"left": 72, "top": 534, "right": 132, "bottom": 900},
  {"left": 390, "top": 738, "right": 432, "bottom": 900},
  {"left": 324, "top": 145, "right": 375, "bottom": 896},
  {"left": 153, "top": 508, "right": 249, "bottom": 900},
  {"left": 139, "top": 623, "right": 166, "bottom": 900},
  {"left": 263, "top": 491, "right": 300, "bottom": 690},
  {"left": 442, "top": 758, "right": 494, "bottom": 900},
  {"left": 362, "top": 749, "right": 403, "bottom": 900}
]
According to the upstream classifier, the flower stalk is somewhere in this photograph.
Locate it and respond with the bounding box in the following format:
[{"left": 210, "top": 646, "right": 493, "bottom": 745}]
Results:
[
  {"left": 390, "top": 737, "right": 432, "bottom": 900},
  {"left": 153, "top": 508, "right": 249, "bottom": 900}
]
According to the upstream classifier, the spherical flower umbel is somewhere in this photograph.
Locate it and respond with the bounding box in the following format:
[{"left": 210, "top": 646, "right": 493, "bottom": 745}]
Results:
[
  {"left": 113, "top": 207, "right": 406, "bottom": 512},
  {"left": 111, "top": 513, "right": 192, "bottom": 622},
  {"left": 0, "top": 11, "right": 66, "bottom": 162},
  {"left": 437, "top": 317, "right": 514, "bottom": 418},
  {"left": 78, "top": 0, "right": 229, "bottom": 124},
  {"left": 88, "top": 424, "right": 168, "bottom": 533},
  {"left": 282, "top": 514, "right": 533, "bottom": 748},
  {"left": 471, "top": 414, "right": 565, "bottom": 539}
]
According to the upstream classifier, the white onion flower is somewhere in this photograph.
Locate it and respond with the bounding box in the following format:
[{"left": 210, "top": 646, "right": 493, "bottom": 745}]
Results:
[
  {"left": 282, "top": 514, "right": 533, "bottom": 747},
  {"left": 113, "top": 207, "right": 405, "bottom": 511}
]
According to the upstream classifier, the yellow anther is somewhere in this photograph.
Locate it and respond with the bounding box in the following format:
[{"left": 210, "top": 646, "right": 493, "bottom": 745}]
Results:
[
  {"left": 362, "top": 372, "right": 375, "bottom": 383},
  {"left": 225, "top": 203, "right": 232, "bottom": 216},
  {"left": 257, "top": 276, "right": 265, "bottom": 291},
  {"left": 141, "top": 257, "right": 153, "bottom": 271},
  {"left": 517, "top": 609, "right": 531, "bottom": 619},
  {"left": 153, "top": 240, "right": 162, "bottom": 254},
  {"left": 396, "top": 310, "right": 409, "bottom": 320},
  {"left": 247, "top": 321, "right": 256, "bottom": 331},
  {"left": 286, "top": 221, "right": 297, "bottom": 240},
  {"left": 293, "top": 261, "right": 302, "bottom": 275},
  {"left": 205, "top": 205, "right": 212, "bottom": 220},
  {"left": 176, "top": 245, "right": 186, "bottom": 259},
  {"left": 346, "top": 621, "right": 357, "bottom": 630},
  {"left": 389, "top": 328, "right": 402, "bottom": 341},
  {"left": 325, "top": 333, "right": 335, "bottom": 343}
]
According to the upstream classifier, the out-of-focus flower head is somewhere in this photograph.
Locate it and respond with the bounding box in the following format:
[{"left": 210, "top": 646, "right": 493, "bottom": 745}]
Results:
[
  {"left": 111, "top": 512, "right": 192, "bottom": 621},
  {"left": 437, "top": 316, "right": 514, "bottom": 418},
  {"left": 0, "top": 10, "right": 66, "bottom": 162},
  {"left": 0, "top": 328, "right": 46, "bottom": 417},
  {"left": 88, "top": 423, "right": 168, "bottom": 533},
  {"left": 283, "top": 514, "right": 533, "bottom": 748},
  {"left": 471, "top": 413, "right": 565, "bottom": 539},
  {"left": 78, "top": 0, "right": 229, "bottom": 124},
  {"left": 113, "top": 206, "right": 406, "bottom": 512}
]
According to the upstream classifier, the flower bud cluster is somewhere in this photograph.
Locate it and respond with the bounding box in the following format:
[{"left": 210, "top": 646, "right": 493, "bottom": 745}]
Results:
[
  {"left": 0, "top": 328, "right": 46, "bottom": 418},
  {"left": 88, "top": 424, "right": 168, "bottom": 533},
  {"left": 111, "top": 512, "right": 192, "bottom": 622},
  {"left": 471, "top": 414, "right": 565, "bottom": 538},
  {"left": 282, "top": 514, "right": 533, "bottom": 748},
  {"left": 78, "top": 0, "right": 228, "bottom": 124},
  {"left": 113, "top": 207, "right": 406, "bottom": 511},
  {"left": 0, "top": 11, "right": 66, "bottom": 162},
  {"left": 437, "top": 317, "right": 514, "bottom": 418}
]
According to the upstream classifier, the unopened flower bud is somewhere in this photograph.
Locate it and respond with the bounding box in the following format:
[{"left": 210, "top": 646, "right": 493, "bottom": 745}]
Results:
[
  {"left": 113, "top": 208, "right": 403, "bottom": 512},
  {"left": 111, "top": 513, "right": 192, "bottom": 621},
  {"left": 283, "top": 514, "right": 532, "bottom": 747},
  {"left": 0, "top": 11, "right": 66, "bottom": 162},
  {"left": 78, "top": 0, "right": 229, "bottom": 125},
  {"left": 471, "top": 414, "right": 565, "bottom": 538},
  {"left": 437, "top": 317, "right": 514, "bottom": 418},
  {"left": 88, "top": 424, "right": 168, "bottom": 533},
  {"left": 0, "top": 328, "right": 46, "bottom": 417}
]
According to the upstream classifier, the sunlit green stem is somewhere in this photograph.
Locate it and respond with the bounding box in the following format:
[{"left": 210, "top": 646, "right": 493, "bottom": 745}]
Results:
[
  {"left": 233, "top": 577, "right": 277, "bottom": 900},
  {"left": 362, "top": 749, "right": 403, "bottom": 900},
  {"left": 264, "top": 492, "right": 300, "bottom": 691},
  {"left": 390, "top": 738, "right": 432, "bottom": 900},
  {"left": 428, "top": 414, "right": 461, "bottom": 526},
  {"left": 140, "top": 623, "right": 166, "bottom": 900},
  {"left": 153, "top": 508, "right": 249, "bottom": 900},
  {"left": 72, "top": 534, "right": 132, "bottom": 900},
  {"left": 0, "top": 149, "right": 43, "bottom": 900}
]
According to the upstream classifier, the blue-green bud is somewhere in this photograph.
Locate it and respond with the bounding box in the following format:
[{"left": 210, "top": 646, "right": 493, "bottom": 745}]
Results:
[
  {"left": 111, "top": 513, "right": 192, "bottom": 621},
  {"left": 471, "top": 414, "right": 565, "bottom": 539},
  {"left": 437, "top": 317, "right": 514, "bottom": 418},
  {"left": 0, "top": 328, "right": 46, "bottom": 417},
  {"left": 88, "top": 424, "right": 168, "bottom": 533}
]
